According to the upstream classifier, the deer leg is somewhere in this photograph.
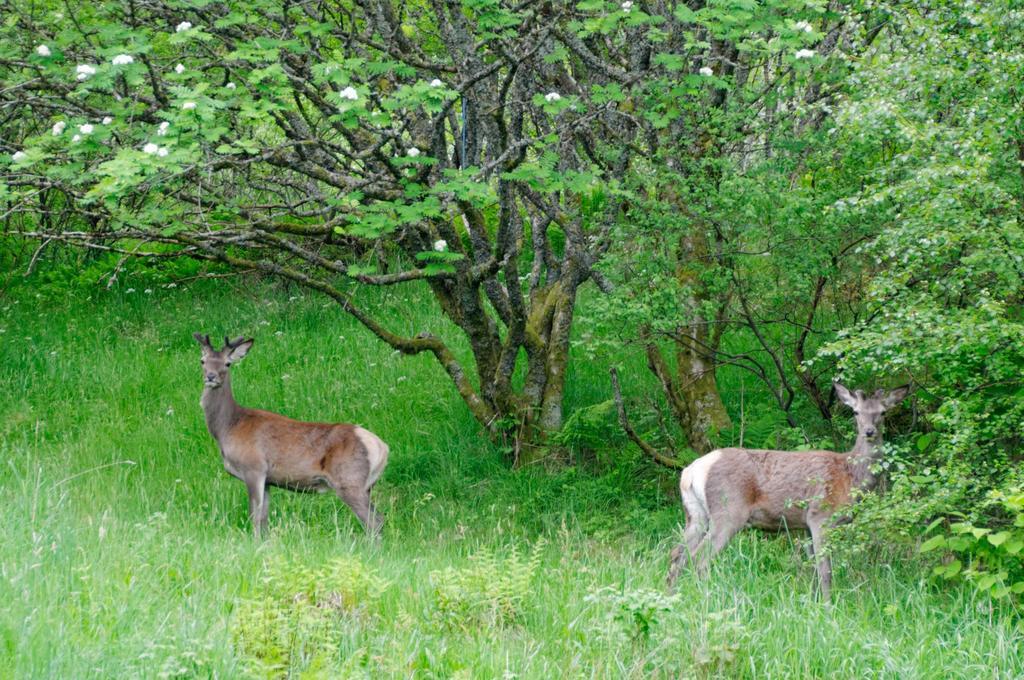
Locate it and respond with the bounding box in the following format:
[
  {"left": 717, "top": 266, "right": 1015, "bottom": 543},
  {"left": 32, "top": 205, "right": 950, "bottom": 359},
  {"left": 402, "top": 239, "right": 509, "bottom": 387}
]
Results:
[
  {"left": 692, "top": 516, "right": 744, "bottom": 574},
  {"left": 808, "top": 519, "right": 832, "bottom": 603},
  {"left": 667, "top": 519, "right": 708, "bottom": 589},
  {"left": 244, "top": 473, "right": 268, "bottom": 538},
  {"left": 334, "top": 486, "right": 377, "bottom": 536},
  {"left": 257, "top": 483, "right": 270, "bottom": 532},
  {"left": 366, "top": 497, "right": 384, "bottom": 537}
]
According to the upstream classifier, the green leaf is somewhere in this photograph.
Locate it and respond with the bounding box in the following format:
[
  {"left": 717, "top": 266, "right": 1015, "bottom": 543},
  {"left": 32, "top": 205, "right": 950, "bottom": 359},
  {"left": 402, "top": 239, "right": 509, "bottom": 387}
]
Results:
[
  {"left": 919, "top": 535, "right": 946, "bottom": 552},
  {"left": 975, "top": 574, "right": 997, "bottom": 592},
  {"left": 987, "top": 531, "right": 1010, "bottom": 547}
]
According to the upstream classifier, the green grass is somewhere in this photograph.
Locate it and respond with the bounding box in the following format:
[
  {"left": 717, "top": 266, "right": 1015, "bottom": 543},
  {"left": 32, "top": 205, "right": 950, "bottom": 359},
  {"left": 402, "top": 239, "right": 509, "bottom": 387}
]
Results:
[{"left": 1, "top": 276, "right": 1021, "bottom": 679}]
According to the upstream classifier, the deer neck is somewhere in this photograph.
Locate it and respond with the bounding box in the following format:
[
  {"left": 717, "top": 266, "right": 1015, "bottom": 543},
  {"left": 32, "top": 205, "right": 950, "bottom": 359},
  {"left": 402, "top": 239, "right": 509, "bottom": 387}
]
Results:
[
  {"left": 200, "top": 374, "right": 241, "bottom": 441},
  {"left": 847, "top": 433, "right": 884, "bottom": 491}
]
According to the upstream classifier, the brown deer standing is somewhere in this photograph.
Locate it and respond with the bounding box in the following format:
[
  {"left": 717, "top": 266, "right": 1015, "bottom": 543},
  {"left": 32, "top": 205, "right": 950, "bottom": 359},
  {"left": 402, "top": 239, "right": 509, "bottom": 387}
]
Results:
[
  {"left": 666, "top": 382, "right": 910, "bottom": 601},
  {"left": 193, "top": 333, "right": 389, "bottom": 537}
]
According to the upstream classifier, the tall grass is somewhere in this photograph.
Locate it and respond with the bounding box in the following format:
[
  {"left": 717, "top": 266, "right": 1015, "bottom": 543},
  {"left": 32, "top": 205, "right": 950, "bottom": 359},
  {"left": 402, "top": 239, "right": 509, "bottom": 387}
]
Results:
[{"left": 0, "top": 276, "right": 1020, "bottom": 678}]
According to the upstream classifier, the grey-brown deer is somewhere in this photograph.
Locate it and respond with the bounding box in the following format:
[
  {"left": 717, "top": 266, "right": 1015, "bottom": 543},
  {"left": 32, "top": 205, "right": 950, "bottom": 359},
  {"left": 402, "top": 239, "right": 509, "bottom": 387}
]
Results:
[
  {"left": 666, "top": 382, "right": 910, "bottom": 601},
  {"left": 193, "top": 333, "right": 389, "bottom": 537}
]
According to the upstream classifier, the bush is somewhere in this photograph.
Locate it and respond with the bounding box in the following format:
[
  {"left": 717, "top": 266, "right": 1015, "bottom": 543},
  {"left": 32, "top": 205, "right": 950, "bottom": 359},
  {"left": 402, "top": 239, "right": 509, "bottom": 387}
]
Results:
[
  {"left": 584, "top": 586, "right": 680, "bottom": 644},
  {"left": 921, "top": 488, "right": 1024, "bottom": 604},
  {"left": 231, "top": 557, "right": 388, "bottom": 678},
  {"left": 430, "top": 541, "right": 544, "bottom": 630}
]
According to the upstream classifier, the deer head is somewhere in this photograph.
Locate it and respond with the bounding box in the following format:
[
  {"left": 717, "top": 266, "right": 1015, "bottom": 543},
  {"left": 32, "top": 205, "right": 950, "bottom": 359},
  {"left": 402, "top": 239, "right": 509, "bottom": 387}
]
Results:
[
  {"left": 833, "top": 382, "right": 911, "bottom": 444},
  {"left": 193, "top": 333, "right": 253, "bottom": 388}
]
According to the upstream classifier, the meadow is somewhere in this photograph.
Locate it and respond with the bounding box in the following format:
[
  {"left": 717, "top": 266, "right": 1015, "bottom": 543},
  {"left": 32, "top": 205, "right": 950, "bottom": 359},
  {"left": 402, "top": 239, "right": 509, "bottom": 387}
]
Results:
[{"left": 1, "top": 276, "right": 1021, "bottom": 679}]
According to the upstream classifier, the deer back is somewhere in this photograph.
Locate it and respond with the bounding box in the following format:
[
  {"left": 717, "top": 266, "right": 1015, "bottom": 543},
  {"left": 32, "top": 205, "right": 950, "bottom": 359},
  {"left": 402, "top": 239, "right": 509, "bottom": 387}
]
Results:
[
  {"left": 220, "top": 409, "right": 387, "bottom": 491},
  {"left": 698, "top": 448, "right": 855, "bottom": 529}
]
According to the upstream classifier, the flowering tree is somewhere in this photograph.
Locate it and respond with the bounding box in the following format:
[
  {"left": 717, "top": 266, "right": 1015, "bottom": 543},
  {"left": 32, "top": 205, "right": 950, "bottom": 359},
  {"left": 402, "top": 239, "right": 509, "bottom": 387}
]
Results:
[{"left": 1, "top": 0, "right": 841, "bottom": 454}]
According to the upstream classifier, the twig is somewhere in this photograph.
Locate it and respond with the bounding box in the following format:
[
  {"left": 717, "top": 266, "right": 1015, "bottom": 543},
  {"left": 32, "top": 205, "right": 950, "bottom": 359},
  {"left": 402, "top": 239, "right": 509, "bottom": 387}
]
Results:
[
  {"left": 609, "top": 367, "right": 685, "bottom": 470},
  {"left": 24, "top": 237, "right": 53, "bottom": 276}
]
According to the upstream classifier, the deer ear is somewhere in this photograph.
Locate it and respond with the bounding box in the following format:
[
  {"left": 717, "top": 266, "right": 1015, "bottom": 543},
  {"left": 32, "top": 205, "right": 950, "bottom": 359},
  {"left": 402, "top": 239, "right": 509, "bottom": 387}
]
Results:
[
  {"left": 834, "top": 382, "right": 858, "bottom": 409},
  {"left": 881, "top": 384, "right": 911, "bottom": 410},
  {"left": 226, "top": 338, "right": 253, "bottom": 363}
]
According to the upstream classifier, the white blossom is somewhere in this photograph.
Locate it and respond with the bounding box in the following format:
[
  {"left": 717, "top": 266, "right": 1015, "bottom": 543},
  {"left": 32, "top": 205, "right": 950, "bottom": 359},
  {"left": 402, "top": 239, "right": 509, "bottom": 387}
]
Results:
[
  {"left": 407, "top": 147, "right": 420, "bottom": 157},
  {"left": 226, "top": 81, "right": 236, "bottom": 89},
  {"left": 544, "top": 91, "right": 561, "bottom": 102},
  {"left": 434, "top": 239, "right": 447, "bottom": 252},
  {"left": 36, "top": 45, "right": 51, "bottom": 57},
  {"left": 102, "top": 116, "right": 113, "bottom": 125},
  {"left": 111, "top": 54, "right": 134, "bottom": 66},
  {"left": 52, "top": 121, "right": 67, "bottom": 136},
  {"left": 182, "top": 101, "right": 196, "bottom": 110},
  {"left": 621, "top": 1, "right": 633, "bottom": 11},
  {"left": 12, "top": 151, "right": 26, "bottom": 161},
  {"left": 339, "top": 86, "right": 359, "bottom": 101},
  {"left": 794, "top": 20, "right": 814, "bottom": 33},
  {"left": 175, "top": 21, "right": 192, "bottom": 32},
  {"left": 71, "top": 134, "right": 81, "bottom": 143},
  {"left": 143, "top": 142, "right": 159, "bottom": 154},
  {"left": 430, "top": 78, "right": 443, "bottom": 87},
  {"left": 699, "top": 66, "right": 713, "bottom": 76},
  {"left": 174, "top": 63, "right": 185, "bottom": 74},
  {"left": 157, "top": 121, "right": 170, "bottom": 136},
  {"left": 794, "top": 49, "right": 816, "bottom": 60},
  {"left": 79, "top": 123, "right": 94, "bottom": 134},
  {"left": 157, "top": 147, "right": 169, "bottom": 157},
  {"left": 75, "top": 64, "right": 96, "bottom": 81}
]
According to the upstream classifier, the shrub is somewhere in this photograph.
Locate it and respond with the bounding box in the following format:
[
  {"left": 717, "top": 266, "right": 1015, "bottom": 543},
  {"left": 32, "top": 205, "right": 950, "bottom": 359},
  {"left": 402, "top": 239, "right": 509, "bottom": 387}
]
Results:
[
  {"left": 430, "top": 541, "right": 544, "bottom": 630},
  {"left": 921, "top": 487, "right": 1024, "bottom": 604},
  {"left": 231, "top": 557, "right": 388, "bottom": 678},
  {"left": 584, "top": 585, "right": 680, "bottom": 644}
]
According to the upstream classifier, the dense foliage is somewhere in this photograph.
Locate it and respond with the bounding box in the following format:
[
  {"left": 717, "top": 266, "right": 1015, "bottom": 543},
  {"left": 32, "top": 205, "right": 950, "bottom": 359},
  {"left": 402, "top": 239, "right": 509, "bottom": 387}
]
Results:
[{"left": 1, "top": 0, "right": 1023, "bottom": 613}]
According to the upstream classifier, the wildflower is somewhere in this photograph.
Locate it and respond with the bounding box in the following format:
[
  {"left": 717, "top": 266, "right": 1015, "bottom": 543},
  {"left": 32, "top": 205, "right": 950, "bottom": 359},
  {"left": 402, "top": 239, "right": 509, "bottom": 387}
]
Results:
[
  {"left": 71, "top": 134, "right": 81, "bottom": 142},
  {"left": 157, "top": 121, "right": 170, "bottom": 136},
  {"left": 225, "top": 81, "right": 236, "bottom": 89},
  {"left": 182, "top": 101, "right": 196, "bottom": 110},
  {"left": 794, "top": 49, "right": 816, "bottom": 59},
  {"left": 339, "top": 86, "right": 359, "bottom": 100},
  {"left": 157, "top": 147, "right": 169, "bottom": 157},
  {"left": 142, "top": 143, "right": 159, "bottom": 154},
  {"left": 144, "top": 288, "right": 153, "bottom": 294},
  {"left": 12, "top": 151, "right": 26, "bottom": 161},
  {"left": 76, "top": 64, "right": 96, "bottom": 81},
  {"left": 430, "top": 78, "right": 443, "bottom": 87},
  {"left": 36, "top": 45, "right": 51, "bottom": 57},
  {"left": 699, "top": 66, "right": 713, "bottom": 76},
  {"left": 79, "top": 123, "right": 94, "bottom": 135},
  {"left": 794, "top": 20, "right": 813, "bottom": 33},
  {"left": 621, "top": 0, "right": 633, "bottom": 11},
  {"left": 174, "top": 63, "right": 185, "bottom": 74},
  {"left": 126, "top": 287, "right": 136, "bottom": 293},
  {"left": 544, "top": 92, "right": 561, "bottom": 102},
  {"left": 175, "top": 21, "right": 192, "bottom": 32},
  {"left": 434, "top": 239, "right": 447, "bottom": 252},
  {"left": 102, "top": 116, "right": 113, "bottom": 125},
  {"left": 111, "top": 54, "right": 134, "bottom": 66},
  {"left": 52, "top": 121, "right": 66, "bottom": 135},
  {"left": 407, "top": 147, "right": 420, "bottom": 157}
]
